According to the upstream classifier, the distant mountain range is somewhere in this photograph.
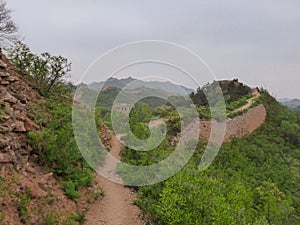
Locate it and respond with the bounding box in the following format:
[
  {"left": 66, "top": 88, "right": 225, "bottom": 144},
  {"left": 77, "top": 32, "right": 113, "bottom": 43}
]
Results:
[
  {"left": 278, "top": 98, "right": 300, "bottom": 111},
  {"left": 88, "top": 77, "right": 194, "bottom": 96}
]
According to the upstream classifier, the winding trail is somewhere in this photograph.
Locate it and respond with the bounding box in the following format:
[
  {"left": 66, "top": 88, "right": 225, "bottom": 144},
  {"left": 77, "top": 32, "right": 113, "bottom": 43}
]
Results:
[
  {"left": 232, "top": 88, "right": 261, "bottom": 113},
  {"left": 84, "top": 88, "right": 261, "bottom": 224},
  {"left": 84, "top": 135, "right": 144, "bottom": 225}
]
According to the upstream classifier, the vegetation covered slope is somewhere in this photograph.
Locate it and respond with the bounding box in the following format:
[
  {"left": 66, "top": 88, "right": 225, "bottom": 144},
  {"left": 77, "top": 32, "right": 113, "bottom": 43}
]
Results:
[
  {"left": 120, "top": 91, "right": 300, "bottom": 225},
  {"left": 191, "top": 79, "right": 251, "bottom": 107},
  {"left": 0, "top": 46, "right": 103, "bottom": 224}
]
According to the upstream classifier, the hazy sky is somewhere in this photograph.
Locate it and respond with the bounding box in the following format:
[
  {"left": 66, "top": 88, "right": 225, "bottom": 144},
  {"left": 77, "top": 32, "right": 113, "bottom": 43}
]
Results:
[{"left": 7, "top": 0, "right": 300, "bottom": 98}]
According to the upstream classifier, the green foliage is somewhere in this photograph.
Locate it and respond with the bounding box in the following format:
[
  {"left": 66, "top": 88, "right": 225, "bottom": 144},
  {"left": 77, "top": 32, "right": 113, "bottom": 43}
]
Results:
[
  {"left": 227, "top": 108, "right": 248, "bottom": 119},
  {"left": 69, "top": 212, "right": 86, "bottom": 225},
  {"left": 279, "top": 120, "right": 300, "bottom": 146},
  {"left": 102, "top": 111, "right": 113, "bottom": 130},
  {"left": 130, "top": 103, "right": 153, "bottom": 124},
  {"left": 120, "top": 136, "right": 172, "bottom": 168},
  {"left": 159, "top": 171, "right": 257, "bottom": 225},
  {"left": 44, "top": 212, "right": 59, "bottom": 225},
  {"left": 28, "top": 96, "right": 95, "bottom": 199},
  {"left": 221, "top": 79, "right": 251, "bottom": 103},
  {"left": 190, "top": 87, "right": 208, "bottom": 106},
  {"left": 8, "top": 41, "right": 32, "bottom": 73},
  {"left": 196, "top": 106, "right": 211, "bottom": 119},
  {"left": 9, "top": 41, "right": 72, "bottom": 96},
  {"left": 97, "top": 86, "right": 120, "bottom": 109},
  {"left": 191, "top": 79, "right": 250, "bottom": 107},
  {"left": 129, "top": 103, "right": 153, "bottom": 139},
  {"left": 164, "top": 110, "right": 181, "bottom": 136},
  {"left": 226, "top": 95, "right": 250, "bottom": 112},
  {"left": 17, "top": 194, "right": 31, "bottom": 221},
  {"left": 0, "top": 213, "right": 5, "bottom": 225},
  {"left": 121, "top": 90, "right": 300, "bottom": 224},
  {"left": 44, "top": 211, "right": 85, "bottom": 225},
  {"left": 63, "top": 181, "right": 81, "bottom": 200},
  {"left": 255, "top": 182, "right": 294, "bottom": 225}
]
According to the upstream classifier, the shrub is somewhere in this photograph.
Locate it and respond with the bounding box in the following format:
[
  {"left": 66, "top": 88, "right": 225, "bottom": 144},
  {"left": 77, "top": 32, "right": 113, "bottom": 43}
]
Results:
[
  {"left": 44, "top": 212, "right": 59, "bottom": 225},
  {"left": 28, "top": 97, "right": 96, "bottom": 199},
  {"left": 63, "top": 181, "right": 81, "bottom": 200},
  {"left": 17, "top": 194, "right": 31, "bottom": 221}
]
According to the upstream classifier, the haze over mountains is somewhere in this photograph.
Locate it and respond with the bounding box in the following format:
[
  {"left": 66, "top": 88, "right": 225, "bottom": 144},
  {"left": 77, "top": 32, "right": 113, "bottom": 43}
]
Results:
[
  {"left": 88, "top": 76, "right": 194, "bottom": 96},
  {"left": 86, "top": 77, "right": 300, "bottom": 113},
  {"left": 279, "top": 98, "right": 300, "bottom": 111}
]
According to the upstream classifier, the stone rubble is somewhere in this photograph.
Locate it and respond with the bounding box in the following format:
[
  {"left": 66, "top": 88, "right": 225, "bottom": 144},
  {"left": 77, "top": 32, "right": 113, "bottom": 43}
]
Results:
[{"left": 0, "top": 52, "right": 41, "bottom": 166}]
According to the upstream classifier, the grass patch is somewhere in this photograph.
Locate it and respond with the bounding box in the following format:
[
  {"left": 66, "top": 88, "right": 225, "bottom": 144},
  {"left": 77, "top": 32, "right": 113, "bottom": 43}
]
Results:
[{"left": 17, "top": 194, "right": 31, "bottom": 222}]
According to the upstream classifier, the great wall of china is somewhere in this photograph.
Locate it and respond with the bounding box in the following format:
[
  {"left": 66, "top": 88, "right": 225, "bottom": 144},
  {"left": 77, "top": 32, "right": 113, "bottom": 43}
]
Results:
[
  {"left": 200, "top": 103, "right": 267, "bottom": 142},
  {"left": 110, "top": 88, "right": 267, "bottom": 144}
]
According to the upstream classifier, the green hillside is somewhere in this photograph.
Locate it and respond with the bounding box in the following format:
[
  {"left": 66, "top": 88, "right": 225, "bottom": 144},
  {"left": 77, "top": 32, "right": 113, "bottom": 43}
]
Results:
[{"left": 120, "top": 91, "right": 300, "bottom": 225}]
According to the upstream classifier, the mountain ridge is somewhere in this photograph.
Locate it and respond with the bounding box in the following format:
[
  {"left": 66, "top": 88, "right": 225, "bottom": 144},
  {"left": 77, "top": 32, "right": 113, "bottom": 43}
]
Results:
[
  {"left": 88, "top": 76, "right": 195, "bottom": 95},
  {"left": 278, "top": 98, "right": 300, "bottom": 111}
]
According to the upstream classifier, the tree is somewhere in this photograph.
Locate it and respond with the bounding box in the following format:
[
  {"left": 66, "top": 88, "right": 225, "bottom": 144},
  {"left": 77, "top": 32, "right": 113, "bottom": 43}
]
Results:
[
  {"left": 0, "top": 0, "right": 18, "bottom": 48},
  {"left": 8, "top": 41, "right": 33, "bottom": 73},
  {"left": 159, "top": 171, "right": 257, "bottom": 225},
  {"left": 9, "top": 41, "right": 71, "bottom": 96},
  {"left": 255, "top": 182, "right": 294, "bottom": 225},
  {"left": 40, "top": 52, "right": 72, "bottom": 93}
]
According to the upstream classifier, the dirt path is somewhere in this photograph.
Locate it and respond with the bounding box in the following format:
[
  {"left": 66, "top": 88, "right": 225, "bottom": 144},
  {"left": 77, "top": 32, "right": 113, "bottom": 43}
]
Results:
[
  {"left": 84, "top": 135, "right": 144, "bottom": 225},
  {"left": 232, "top": 88, "right": 261, "bottom": 113},
  {"left": 84, "top": 88, "right": 261, "bottom": 224}
]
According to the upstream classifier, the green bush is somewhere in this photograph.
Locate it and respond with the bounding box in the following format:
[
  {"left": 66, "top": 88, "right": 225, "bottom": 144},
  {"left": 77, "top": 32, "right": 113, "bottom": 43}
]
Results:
[
  {"left": 44, "top": 212, "right": 59, "bottom": 225},
  {"left": 9, "top": 41, "right": 72, "bottom": 96},
  {"left": 63, "top": 181, "right": 81, "bottom": 200},
  {"left": 17, "top": 194, "right": 31, "bottom": 221},
  {"left": 69, "top": 213, "right": 86, "bottom": 225},
  {"left": 28, "top": 97, "right": 95, "bottom": 199},
  {"left": 226, "top": 95, "right": 250, "bottom": 112}
]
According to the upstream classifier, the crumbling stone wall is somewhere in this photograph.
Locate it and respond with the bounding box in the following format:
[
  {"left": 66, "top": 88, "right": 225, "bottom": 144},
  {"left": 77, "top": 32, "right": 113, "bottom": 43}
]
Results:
[
  {"left": 200, "top": 104, "right": 267, "bottom": 142},
  {"left": 0, "top": 51, "right": 41, "bottom": 166}
]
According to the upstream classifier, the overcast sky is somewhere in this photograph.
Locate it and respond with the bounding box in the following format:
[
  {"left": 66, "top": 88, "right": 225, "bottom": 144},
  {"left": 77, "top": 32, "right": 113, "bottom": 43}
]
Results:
[{"left": 7, "top": 0, "right": 300, "bottom": 98}]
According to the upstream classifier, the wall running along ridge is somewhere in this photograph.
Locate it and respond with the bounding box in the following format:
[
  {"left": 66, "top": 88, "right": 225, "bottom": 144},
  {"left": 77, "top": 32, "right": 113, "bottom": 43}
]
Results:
[{"left": 200, "top": 104, "right": 267, "bottom": 142}]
